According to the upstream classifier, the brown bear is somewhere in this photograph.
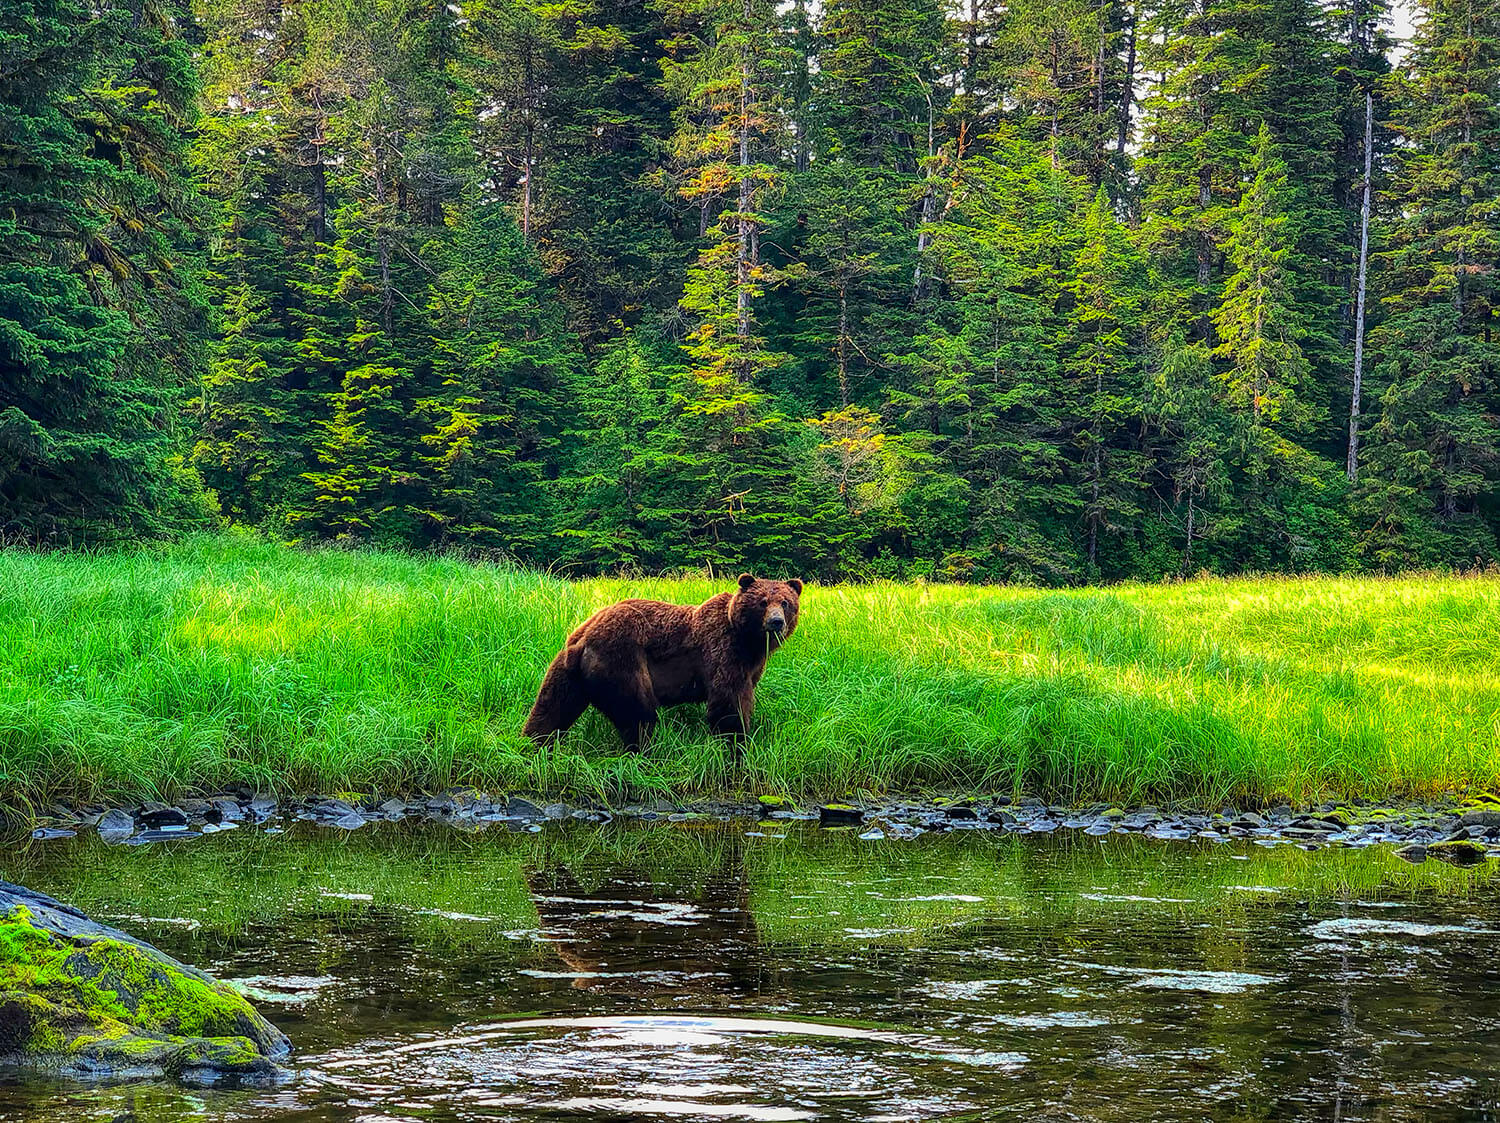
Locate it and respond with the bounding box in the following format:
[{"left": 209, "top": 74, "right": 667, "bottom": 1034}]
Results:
[{"left": 523, "top": 573, "right": 803, "bottom": 754}]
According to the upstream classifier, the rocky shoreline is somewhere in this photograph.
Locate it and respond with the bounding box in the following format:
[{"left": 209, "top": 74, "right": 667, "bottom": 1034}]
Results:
[{"left": 19, "top": 790, "right": 1500, "bottom": 865}]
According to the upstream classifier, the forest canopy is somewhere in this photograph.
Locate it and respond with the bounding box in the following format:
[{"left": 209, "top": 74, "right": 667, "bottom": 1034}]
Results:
[{"left": 2, "top": 0, "right": 1497, "bottom": 582}]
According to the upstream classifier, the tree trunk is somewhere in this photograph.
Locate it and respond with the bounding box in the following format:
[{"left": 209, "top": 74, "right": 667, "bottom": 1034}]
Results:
[
  {"left": 736, "top": 21, "right": 752, "bottom": 344},
  {"left": 1089, "top": 442, "right": 1101, "bottom": 565},
  {"left": 521, "top": 43, "right": 534, "bottom": 240},
  {"left": 373, "top": 136, "right": 393, "bottom": 339},
  {"left": 1117, "top": 2, "right": 1137, "bottom": 155},
  {"left": 912, "top": 82, "right": 936, "bottom": 303},
  {"left": 837, "top": 283, "right": 850, "bottom": 407},
  {"left": 1181, "top": 490, "right": 1196, "bottom": 576},
  {"left": 1347, "top": 90, "right": 1373, "bottom": 483},
  {"left": 1196, "top": 163, "right": 1213, "bottom": 338}
]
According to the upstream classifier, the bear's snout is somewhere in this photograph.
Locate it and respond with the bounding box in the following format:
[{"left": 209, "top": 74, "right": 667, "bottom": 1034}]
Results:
[{"left": 764, "top": 609, "right": 786, "bottom": 634}]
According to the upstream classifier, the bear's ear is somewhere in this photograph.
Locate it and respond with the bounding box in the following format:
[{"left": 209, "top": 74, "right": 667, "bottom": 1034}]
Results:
[
  {"left": 787, "top": 578, "right": 803, "bottom": 595},
  {"left": 737, "top": 573, "right": 756, "bottom": 591}
]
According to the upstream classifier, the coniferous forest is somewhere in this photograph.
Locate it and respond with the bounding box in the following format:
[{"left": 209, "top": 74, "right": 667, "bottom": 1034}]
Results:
[{"left": 4, "top": 0, "right": 1500, "bottom": 582}]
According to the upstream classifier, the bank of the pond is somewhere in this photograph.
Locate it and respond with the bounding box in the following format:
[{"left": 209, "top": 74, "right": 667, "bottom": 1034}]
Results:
[
  {"left": 21, "top": 789, "right": 1500, "bottom": 867},
  {"left": 2, "top": 535, "right": 1499, "bottom": 808}
]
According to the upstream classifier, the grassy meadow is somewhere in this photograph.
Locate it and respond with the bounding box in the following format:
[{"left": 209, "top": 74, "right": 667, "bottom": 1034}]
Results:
[{"left": 0, "top": 535, "right": 1497, "bottom": 808}]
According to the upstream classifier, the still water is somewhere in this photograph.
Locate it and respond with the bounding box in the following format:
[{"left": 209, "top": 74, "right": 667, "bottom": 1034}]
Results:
[{"left": 0, "top": 819, "right": 1497, "bottom": 1122}]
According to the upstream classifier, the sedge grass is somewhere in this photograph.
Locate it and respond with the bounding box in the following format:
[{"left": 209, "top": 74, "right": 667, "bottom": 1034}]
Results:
[{"left": 0, "top": 534, "right": 1498, "bottom": 807}]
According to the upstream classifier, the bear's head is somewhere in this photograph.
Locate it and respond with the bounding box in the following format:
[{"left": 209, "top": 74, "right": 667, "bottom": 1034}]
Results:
[{"left": 732, "top": 573, "right": 803, "bottom": 649}]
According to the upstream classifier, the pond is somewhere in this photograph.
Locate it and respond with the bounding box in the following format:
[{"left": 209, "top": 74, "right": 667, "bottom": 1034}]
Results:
[{"left": 0, "top": 820, "right": 1497, "bottom": 1122}]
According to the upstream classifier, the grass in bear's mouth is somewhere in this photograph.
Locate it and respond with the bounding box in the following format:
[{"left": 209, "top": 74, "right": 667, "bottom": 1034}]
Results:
[{"left": 0, "top": 533, "right": 1497, "bottom": 810}]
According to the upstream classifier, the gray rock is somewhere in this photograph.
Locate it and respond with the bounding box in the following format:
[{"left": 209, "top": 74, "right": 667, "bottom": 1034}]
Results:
[
  {"left": 1290, "top": 818, "right": 1338, "bottom": 833},
  {"left": 329, "top": 811, "right": 367, "bottom": 830},
  {"left": 30, "top": 828, "right": 74, "bottom": 841},
  {"left": 1394, "top": 843, "right": 1427, "bottom": 863},
  {"left": 0, "top": 881, "right": 289, "bottom": 1084},
  {"left": 1283, "top": 827, "right": 1336, "bottom": 840},
  {"left": 543, "top": 803, "right": 570, "bottom": 820},
  {"left": 138, "top": 803, "right": 189, "bottom": 829},
  {"left": 506, "top": 798, "right": 544, "bottom": 819},
  {"left": 247, "top": 797, "right": 277, "bottom": 819},
  {"left": 1460, "top": 809, "right": 1500, "bottom": 828},
  {"left": 97, "top": 809, "right": 135, "bottom": 835},
  {"left": 377, "top": 797, "right": 407, "bottom": 817},
  {"left": 209, "top": 799, "right": 245, "bottom": 823},
  {"left": 818, "top": 804, "right": 864, "bottom": 825}
]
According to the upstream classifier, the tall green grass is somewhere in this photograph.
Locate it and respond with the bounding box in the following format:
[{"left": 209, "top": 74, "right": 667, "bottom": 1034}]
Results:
[{"left": 0, "top": 534, "right": 1497, "bottom": 806}]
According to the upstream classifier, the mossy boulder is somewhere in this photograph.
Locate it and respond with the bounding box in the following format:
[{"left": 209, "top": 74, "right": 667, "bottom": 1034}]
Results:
[
  {"left": 1427, "top": 840, "right": 1491, "bottom": 867},
  {"left": 0, "top": 882, "right": 289, "bottom": 1085}
]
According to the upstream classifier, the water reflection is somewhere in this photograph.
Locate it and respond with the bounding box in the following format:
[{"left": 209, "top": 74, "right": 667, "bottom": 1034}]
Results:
[
  {"left": 0, "top": 821, "right": 1496, "bottom": 1121},
  {"left": 524, "top": 831, "right": 766, "bottom": 998}
]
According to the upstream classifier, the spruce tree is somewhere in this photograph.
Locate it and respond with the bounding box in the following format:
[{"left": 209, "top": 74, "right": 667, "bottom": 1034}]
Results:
[
  {"left": 1065, "top": 188, "right": 1150, "bottom": 573},
  {"left": 0, "top": 0, "right": 210, "bottom": 543},
  {"left": 1359, "top": 0, "right": 1500, "bottom": 565}
]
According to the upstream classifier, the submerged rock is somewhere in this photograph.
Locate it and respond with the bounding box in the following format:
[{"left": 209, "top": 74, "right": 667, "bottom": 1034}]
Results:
[
  {"left": 1427, "top": 839, "right": 1490, "bottom": 867},
  {"left": 0, "top": 882, "right": 289, "bottom": 1085}
]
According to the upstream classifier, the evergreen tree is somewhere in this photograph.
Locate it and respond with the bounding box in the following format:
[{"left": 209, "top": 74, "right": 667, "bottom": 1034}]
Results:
[
  {"left": 1065, "top": 189, "right": 1150, "bottom": 573},
  {"left": 1358, "top": 0, "right": 1500, "bottom": 565},
  {"left": 0, "top": 0, "right": 211, "bottom": 543},
  {"left": 416, "top": 206, "right": 573, "bottom": 553}
]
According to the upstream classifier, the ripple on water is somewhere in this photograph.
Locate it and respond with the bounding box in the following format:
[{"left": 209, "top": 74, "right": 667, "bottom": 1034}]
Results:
[
  {"left": 1307, "top": 918, "right": 1493, "bottom": 941},
  {"left": 307, "top": 1015, "right": 1009, "bottom": 1120},
  {"left": 226, "top": 974, "right": 337, "bottom": 1005},
  {"left": 1076, "top": 964, "right": 1283, "bottom": 994}
]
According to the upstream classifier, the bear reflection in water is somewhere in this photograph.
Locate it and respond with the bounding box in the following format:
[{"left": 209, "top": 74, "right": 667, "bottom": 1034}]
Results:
[{"left": 523, "top": 837, "right": 769, "bottom": 1001}]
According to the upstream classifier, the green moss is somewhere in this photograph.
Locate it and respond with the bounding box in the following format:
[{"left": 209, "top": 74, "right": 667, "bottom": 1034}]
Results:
[
  {"left": 0, "top": 905, "right": 282, "bottom": 1078},
  {"left": 1428, "top": 839, "right": 1491, "bottom": 866}
]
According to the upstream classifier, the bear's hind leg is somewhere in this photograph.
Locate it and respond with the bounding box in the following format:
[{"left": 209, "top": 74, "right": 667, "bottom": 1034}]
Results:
[
  {"left": 594, "top": 657, "right": 659, "bottom": 753},
  {"left": 597, "top": 693, "right": 658, "bottom": 753}
]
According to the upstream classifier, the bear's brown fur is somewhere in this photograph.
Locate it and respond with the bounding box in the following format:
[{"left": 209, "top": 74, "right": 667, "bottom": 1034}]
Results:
[{"left": 523, "top": 573, "right": 803, "bottom": 753}]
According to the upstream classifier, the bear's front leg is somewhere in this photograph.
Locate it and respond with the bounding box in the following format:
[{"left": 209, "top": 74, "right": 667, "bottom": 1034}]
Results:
[{"left": 707, "top": 686, "right": 755, "bottom": 760}]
